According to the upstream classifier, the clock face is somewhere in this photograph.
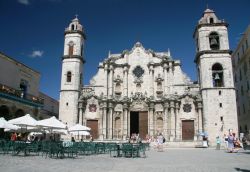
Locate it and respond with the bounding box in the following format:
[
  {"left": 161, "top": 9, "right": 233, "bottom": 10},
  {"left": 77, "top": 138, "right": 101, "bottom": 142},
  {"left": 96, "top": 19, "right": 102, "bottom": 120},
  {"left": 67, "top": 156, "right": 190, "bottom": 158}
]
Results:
[{"left": 133, "top": 66, "right": 144, "bottom": 78}]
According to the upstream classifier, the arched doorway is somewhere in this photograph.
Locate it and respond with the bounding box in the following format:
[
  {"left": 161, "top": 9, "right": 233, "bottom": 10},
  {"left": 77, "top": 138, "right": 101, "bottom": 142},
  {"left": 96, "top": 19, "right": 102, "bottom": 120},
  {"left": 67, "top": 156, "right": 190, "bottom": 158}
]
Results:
[
  {"left": 0, "top": 105, "right": 11, "bottom": 138},
  {"left": 0, "top": 105, "right": 11, "bottom": 120},
  {"left": 15, "top": 109, "right": 25, "bottom": 118}
]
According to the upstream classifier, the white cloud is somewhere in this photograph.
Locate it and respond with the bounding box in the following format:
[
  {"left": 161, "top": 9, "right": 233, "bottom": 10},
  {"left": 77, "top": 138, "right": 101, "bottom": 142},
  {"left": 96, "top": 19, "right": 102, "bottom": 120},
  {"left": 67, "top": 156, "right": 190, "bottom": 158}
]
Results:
[
  {"left": 30, "top": 50, "right": 44, "bottom": 58},
  {"left": 17, "top": 0, "right": 30, "bottom": 5}
]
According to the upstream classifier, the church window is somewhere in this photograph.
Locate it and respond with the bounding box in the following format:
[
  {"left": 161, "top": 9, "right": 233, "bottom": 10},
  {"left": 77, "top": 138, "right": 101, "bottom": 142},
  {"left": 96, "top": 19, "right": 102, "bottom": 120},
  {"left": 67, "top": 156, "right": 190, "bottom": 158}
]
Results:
[
  {"left": 133, "top": 66, "right": 144, "bottom": 78},
  {"left": 240, "top": 69, "right": 242, "bottom": 81},
  {"left": 67, "top": 71, "right": 72, "bottom": 82},
  {"left": 219, "top": 103, "right": 222, "bottom": 108},
  {"left": 219, "top": 90, "right": 221, "bottom": 95},
  {"left": 220, "top": 116, "right": 223, "bottom": 122},
  {"left": 66, "top": 102, "right": 68, "bottom": 106},
  {"left": 212, "top": 63, "right": 224, "bottom": 87},
  {"left": 71, "top": 24, "right": 75, "bottom": 30},
  {"left": 209, "top": 18, "right": 214, "bottom": 24},
  {"left": 209, "top": 32, "right": 220, "bottom": 50},
  {"left": 69, "top": 45, "right": 74, "bottom": 56},
  {"left": 241, "top": 85, "right": 244, "bottom": 95}
]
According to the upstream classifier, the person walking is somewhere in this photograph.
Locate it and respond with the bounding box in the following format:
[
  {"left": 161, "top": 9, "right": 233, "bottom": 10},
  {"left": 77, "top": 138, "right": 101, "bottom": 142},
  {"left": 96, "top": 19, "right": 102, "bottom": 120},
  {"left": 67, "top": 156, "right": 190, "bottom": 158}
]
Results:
[
  {"left": 227, "top": 132, "right": 235, "bottom": 152},
  {"left": 157, "top": 133, "right": 164, "bottom": 152}
]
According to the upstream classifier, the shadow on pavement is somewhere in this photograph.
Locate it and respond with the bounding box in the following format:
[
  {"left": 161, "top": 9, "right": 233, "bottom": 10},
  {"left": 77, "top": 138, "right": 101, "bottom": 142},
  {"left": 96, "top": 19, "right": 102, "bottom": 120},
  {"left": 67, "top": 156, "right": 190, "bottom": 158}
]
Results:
[{"left": 235, "top": 168, "right": 250, "bottom": 172}]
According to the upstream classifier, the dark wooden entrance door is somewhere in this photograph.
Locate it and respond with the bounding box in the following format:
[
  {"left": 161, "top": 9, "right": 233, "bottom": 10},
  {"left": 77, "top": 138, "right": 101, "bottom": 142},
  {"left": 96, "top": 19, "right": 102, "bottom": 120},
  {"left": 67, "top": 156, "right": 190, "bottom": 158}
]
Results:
[
  {"left": 130, "top": 111, "right": 148, "bottom": 140},
  {"left": 86, "top": 120, "right": 98, "bottom": 139},
  {"left": 182, "top": 120, "right": 194, "bottom": 140},
  {"left": 139, "top": 112, "right": 148, "bottom": 140}
]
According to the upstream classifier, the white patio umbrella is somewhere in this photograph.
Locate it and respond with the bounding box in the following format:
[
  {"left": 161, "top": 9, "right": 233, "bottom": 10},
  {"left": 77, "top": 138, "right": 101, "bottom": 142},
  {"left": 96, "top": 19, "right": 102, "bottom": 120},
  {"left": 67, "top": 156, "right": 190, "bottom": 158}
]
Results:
[
  {"left": 4, "top": 126, "right": 41, "bottom": 133},
  {"left": 68, "top": 124, "right": 91, "bottom": 132},
  {"left": 70, "top": 130, "right": 90, "bottom": 136},
  {"left": 7, "top": 114, "right": 38, "bottom": 132},
  {"left": 0, "top": 117, "right": 20, "bottom": 130},
  {"left": 37, "top": 116, "right": 66, "bottom": 132},
  {"left": 68, "top": 124, "right": 91, "bottom": 140},
  {"left": 8, "top": 114, "right": 38, "bottom": 127}
]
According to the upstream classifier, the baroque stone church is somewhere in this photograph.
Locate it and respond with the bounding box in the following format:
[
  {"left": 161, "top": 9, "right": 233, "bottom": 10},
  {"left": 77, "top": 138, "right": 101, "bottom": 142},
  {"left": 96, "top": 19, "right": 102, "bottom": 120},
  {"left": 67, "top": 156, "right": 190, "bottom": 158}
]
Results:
[{"left": 59, "top": 8, "right": 238, "bottom": 144}]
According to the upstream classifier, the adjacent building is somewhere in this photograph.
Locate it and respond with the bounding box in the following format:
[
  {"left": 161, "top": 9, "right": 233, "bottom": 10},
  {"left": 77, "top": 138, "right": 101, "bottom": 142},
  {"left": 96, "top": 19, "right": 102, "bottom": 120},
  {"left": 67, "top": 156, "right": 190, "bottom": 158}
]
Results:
[
  {"left": 59, "top": 8, "right": 238, "bottom": 145},
  {"left": 0, "top": 52, "right": 59, "bottom": 121},
  {"left": 232, "top": 25, "right": 250, "bottom": 134}
]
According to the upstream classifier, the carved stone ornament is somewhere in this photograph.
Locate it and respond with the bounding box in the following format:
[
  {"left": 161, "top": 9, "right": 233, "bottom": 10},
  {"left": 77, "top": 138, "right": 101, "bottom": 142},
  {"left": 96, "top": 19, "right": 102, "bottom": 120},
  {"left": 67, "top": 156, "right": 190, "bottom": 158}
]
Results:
[
  {"left": 183, "top": 103, "right": 192, "bottom": 113},
  {"left": 79, "top": 87, "right": 94, "bottom": 100},
  {"left": 134, "top": 77, "right": 143, "bottom": 84},
  {"left": 155, "top": 74, "right": 164, "bottom": 83},
  {"left": 131, "top": 92, "right": 146, "bottom": 102},
  {"left": 89, "top": 104, "right": 97, "bottom": 112},
  {"left": 113, "top": 75, "right": 123, "bottom": 83}
]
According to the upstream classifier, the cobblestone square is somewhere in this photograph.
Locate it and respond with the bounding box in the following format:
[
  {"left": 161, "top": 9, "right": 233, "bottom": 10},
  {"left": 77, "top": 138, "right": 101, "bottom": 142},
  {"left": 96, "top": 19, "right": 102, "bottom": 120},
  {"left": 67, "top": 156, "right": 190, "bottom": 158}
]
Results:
[{"left": 0, "top": 148, "right": 250, "bottom": 172}]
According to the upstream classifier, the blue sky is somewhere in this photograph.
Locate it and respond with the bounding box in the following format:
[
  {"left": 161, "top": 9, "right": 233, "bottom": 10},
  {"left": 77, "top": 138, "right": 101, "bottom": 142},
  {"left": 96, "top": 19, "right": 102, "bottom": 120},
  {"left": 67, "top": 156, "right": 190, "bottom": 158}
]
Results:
[{"left": 0, "top": 0, "right": 249, "bottom": 100}]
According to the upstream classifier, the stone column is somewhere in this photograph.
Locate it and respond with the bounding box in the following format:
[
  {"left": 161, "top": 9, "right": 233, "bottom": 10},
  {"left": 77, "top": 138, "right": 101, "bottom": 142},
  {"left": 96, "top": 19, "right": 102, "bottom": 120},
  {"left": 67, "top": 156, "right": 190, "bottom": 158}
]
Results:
[
  {"left": 149, "top": 102, "right": 154, "bottom": 136},
  {"left": 104, "top": 64, "right": 108, "bottom": 97},
  {"left": 163, "top": 102, "right": 169, "bottom": 139},
  {"left": 123, "top": 103, "right": 128, "bottom": 140},
  {"left": 169, "top": 100, "right": 175, "bottom": 141},
  {"left": 108, "top": 65, "right": 114, "bottom": 99},
  {"left": 197, "top": 102, "right": 203, "bottom": 134},
  {"left": 149, "top": 65, "right": 154, "bottom": 97},
  {"left": 108, "top": 102, "right": 113, "bottom": 139},
  {"left": 163, "top": 63, "right": 168, "bottom": 95},
  {"left": 123, "top": 66, "right": 128, "bottom": 97},
  {"left": 175, "top": 102, "right": 180, "bottom": 141},
  {"left": 78, "top": 102, "right": 83, "bottom": 125},
  {"left": 81, "top": 102, "right": 87, "bottom": 126},
  {"left": 169, "top": 62, "right": 173, "bottom": 94},
  {"left": 102, "top": 102, "right": 107, "bottom": 139}
]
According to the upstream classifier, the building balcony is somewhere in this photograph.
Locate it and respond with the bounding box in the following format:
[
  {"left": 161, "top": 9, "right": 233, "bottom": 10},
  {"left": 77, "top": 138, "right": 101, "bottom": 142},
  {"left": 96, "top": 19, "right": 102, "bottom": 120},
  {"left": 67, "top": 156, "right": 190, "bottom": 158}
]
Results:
[{"left": 0, "top": 83, "right": 44, "bottom": 107}]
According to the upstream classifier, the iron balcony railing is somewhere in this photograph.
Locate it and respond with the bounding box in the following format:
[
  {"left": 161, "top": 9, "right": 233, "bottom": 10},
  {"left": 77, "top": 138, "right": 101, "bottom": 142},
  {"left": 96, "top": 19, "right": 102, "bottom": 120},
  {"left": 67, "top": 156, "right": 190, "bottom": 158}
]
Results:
[{"left": 0, "top": 83, "right": 44, "bottom": 105}]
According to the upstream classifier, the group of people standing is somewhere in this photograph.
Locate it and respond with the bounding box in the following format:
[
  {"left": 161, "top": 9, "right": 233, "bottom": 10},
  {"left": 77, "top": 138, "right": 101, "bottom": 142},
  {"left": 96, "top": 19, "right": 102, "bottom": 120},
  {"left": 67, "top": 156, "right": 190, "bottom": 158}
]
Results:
[{"left": 216, "top": 132, "right": 243, "bottom": 152}]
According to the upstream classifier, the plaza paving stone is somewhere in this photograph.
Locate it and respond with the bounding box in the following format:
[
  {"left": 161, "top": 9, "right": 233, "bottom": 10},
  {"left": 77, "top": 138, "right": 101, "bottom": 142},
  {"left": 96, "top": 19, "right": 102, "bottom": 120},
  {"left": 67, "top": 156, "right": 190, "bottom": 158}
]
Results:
[{"left": 0, "top": 148, "right": 250, "bottom": 172}]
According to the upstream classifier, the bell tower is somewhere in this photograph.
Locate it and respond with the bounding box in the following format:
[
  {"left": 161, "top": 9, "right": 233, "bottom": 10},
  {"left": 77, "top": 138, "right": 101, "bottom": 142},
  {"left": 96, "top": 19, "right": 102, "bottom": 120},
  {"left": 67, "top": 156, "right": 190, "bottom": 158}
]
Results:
[
  {"left": 59, "top": 16, "right": 86, "bottom": 127},
  {"left": 194, "top": 9, "right": 238, "bottom": 144}
]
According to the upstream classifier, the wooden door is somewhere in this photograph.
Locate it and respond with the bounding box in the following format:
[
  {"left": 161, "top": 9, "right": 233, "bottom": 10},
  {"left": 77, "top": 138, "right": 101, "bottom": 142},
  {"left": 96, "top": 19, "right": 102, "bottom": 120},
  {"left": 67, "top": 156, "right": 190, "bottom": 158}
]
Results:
[
  {"left": 182, "top": 120, "right": 194, "bottom": 140},
  {"left": 139, "top": 112, "right": 148, "bottom": 140},
  {"left": 86, "top": 120, "right": 98, "bottom": 139}
]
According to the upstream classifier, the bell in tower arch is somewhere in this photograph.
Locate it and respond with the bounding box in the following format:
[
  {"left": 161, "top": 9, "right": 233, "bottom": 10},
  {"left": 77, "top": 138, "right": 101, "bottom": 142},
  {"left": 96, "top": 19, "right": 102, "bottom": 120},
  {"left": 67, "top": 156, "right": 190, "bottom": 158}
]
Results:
[{"left": 209, "top": 33, "right": 220, "bottom": 50}]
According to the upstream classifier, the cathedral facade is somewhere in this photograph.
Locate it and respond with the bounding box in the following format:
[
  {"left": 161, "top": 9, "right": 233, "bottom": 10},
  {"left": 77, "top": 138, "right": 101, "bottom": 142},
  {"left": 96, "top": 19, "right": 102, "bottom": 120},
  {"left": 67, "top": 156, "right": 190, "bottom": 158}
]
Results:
[{"left": 59, "top": 9, "right": 238, "bottom": 144}]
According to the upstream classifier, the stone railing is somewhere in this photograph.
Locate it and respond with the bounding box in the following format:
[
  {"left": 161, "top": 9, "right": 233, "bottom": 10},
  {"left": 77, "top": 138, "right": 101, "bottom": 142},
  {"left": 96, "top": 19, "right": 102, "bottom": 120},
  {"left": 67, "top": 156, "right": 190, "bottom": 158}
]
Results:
[{"left": 0, "top": 83, "right": 44, "bottom": 105}]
